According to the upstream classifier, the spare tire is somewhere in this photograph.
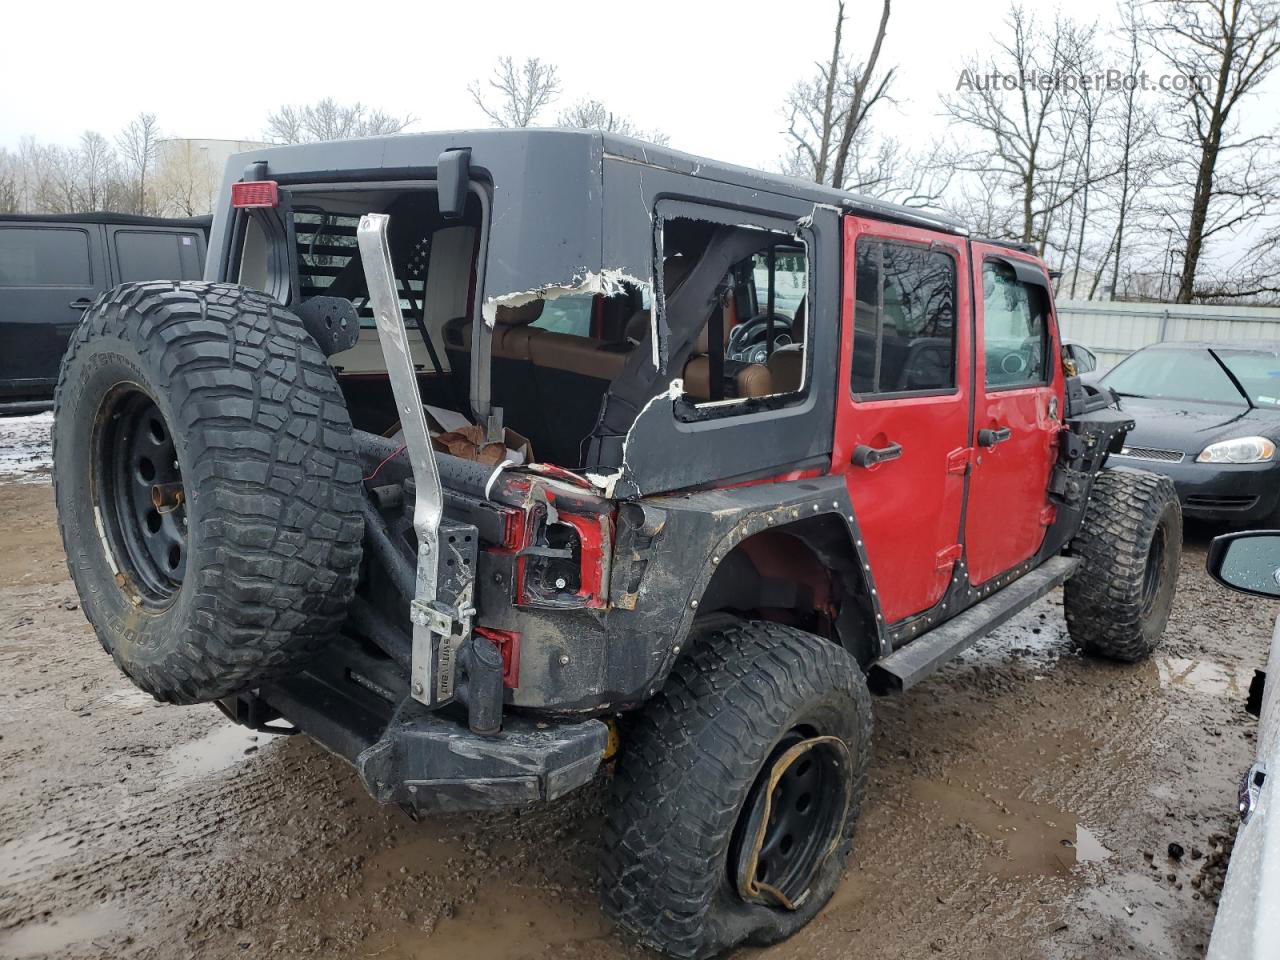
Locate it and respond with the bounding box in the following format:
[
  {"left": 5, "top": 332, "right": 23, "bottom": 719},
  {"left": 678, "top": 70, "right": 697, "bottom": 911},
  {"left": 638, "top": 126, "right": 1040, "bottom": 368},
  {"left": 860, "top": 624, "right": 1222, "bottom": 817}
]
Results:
[{"left": 53, "top": 281, "right": 364, "bottom": 704}]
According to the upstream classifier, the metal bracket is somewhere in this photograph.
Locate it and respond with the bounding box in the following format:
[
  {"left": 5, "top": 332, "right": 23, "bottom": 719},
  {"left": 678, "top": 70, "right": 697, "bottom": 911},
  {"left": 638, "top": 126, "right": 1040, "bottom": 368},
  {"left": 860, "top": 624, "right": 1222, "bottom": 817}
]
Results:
[{"left": 357, "top": 213, "right": 472, "bottom": 708}]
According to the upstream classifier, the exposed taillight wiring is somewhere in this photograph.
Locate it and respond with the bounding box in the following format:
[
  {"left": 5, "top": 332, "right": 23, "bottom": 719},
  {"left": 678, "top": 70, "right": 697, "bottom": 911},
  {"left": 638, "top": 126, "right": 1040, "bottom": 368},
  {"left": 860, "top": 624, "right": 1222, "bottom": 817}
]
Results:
[{"left": 363, "top": 444, "right": 407, "bottom": 483}]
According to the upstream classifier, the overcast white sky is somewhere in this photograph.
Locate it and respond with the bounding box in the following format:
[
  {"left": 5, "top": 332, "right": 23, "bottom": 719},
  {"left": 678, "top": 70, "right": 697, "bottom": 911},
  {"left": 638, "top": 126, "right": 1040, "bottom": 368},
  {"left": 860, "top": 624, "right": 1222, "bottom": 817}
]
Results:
[{"left": 14, "top": 0, "right": 1276, "bottom": 166}]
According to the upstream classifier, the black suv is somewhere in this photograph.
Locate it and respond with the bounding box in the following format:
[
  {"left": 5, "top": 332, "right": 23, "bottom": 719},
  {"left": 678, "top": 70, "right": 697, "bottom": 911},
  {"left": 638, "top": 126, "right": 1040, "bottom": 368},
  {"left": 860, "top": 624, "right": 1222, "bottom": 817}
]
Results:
[{"left": 0, "top": 212, "right": 208, "bottom": 414}]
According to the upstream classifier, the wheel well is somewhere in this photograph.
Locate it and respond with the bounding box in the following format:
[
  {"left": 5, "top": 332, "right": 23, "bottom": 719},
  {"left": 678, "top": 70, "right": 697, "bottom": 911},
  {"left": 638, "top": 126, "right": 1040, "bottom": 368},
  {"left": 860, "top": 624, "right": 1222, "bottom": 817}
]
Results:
[{"left": 697, "top": 516, "right": 878, "bottom": 667}]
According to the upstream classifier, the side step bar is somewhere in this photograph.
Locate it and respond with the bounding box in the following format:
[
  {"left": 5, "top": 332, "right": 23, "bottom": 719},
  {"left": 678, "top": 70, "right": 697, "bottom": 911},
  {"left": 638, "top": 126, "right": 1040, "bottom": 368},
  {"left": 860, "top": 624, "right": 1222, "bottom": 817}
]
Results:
[{"left": 869, "top": 556, "right": 1080, "bottom": 693}]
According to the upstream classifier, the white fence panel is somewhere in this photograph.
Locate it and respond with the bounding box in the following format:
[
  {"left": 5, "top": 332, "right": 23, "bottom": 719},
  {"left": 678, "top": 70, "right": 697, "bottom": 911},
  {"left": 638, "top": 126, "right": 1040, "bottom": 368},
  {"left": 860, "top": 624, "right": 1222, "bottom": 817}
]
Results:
[{"left": 1055, "top": 301, "right": 1280, "bottom": 370}]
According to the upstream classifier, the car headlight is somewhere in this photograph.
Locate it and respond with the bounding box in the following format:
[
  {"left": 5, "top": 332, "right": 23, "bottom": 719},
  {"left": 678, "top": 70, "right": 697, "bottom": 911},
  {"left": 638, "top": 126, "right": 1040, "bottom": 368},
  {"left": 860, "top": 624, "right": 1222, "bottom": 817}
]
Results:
[{"left": 1196, "top": 436, "right": 1276, "bottom": 464}]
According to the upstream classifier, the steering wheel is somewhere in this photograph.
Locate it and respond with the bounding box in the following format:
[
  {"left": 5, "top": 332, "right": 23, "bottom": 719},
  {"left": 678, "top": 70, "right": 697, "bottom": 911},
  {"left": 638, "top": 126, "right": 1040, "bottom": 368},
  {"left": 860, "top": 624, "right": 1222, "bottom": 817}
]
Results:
[{"left": 726, "top": 315, "right": 794, "bottom": 365}]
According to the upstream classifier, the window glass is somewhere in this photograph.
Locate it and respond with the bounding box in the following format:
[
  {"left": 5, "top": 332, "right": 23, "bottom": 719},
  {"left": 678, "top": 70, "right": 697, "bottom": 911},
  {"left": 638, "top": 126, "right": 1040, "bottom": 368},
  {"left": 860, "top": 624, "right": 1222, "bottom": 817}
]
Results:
[
  {"left": 1102, "top": 347, "right": 1280, "bottom": 408},
  {"left": 0, "top": 227, "right": 92, "bottom": 286},
  {"left": 982, "top": 260, "right": 1049, "bottom": 388},
  {"left": 532, "top": 295, "right": 594, "bottom": 336},
  {"left": 116, "top": 230, "right": 200, "bottom": 282},
  {"left": 851, "top": 239, "right": 956, "bottom": 394}
]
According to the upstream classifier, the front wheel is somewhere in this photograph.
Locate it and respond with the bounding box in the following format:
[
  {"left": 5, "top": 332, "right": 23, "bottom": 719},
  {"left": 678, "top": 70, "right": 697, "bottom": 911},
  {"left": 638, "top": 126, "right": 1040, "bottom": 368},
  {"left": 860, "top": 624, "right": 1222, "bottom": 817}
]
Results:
[
  {"left": 598, "top": 621, "right": 872, "bottom": 959},
  {"left": 1064, "top": 467, "right": 1182, "bottom": 662}
]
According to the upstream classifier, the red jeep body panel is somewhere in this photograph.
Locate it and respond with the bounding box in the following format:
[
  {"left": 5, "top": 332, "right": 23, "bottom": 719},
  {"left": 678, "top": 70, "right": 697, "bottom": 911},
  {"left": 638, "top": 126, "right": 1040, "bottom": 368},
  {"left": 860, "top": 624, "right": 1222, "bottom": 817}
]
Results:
[
  {"left": 832, "top": 219, "right": 1065, "bottom": 624},
  {"left": 965, "top": 242, "right": 1065, "bottom": 585},
  {"left": 833, "top": 216, "right": 973, "bottom": 624}
]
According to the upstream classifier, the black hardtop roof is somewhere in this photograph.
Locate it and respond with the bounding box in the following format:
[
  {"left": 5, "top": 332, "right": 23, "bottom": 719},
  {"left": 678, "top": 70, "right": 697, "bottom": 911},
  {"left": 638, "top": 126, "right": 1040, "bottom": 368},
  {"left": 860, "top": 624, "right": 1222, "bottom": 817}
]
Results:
[
  {"left": 0, "top": 211, "right": 212, "bottom": 229},
  {"left": 228, "top": 128, "right": 967, "bottom": 236}
]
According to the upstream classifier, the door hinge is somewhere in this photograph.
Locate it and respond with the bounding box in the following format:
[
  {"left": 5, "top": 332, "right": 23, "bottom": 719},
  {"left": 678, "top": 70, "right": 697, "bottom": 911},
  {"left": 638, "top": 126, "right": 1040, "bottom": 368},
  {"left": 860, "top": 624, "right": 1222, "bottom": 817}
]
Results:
[
  {"left": 946, "top": 447, "right": 971, "bottom": 475},
  {"left": 935, "top": 544, "right": 963, "bottom": 571}
]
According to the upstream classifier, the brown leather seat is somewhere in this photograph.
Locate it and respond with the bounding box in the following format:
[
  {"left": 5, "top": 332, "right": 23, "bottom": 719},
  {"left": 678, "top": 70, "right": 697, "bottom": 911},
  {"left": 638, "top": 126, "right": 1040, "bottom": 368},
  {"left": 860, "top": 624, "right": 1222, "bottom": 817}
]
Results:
[
  {"left": 679, "top": 288, "right": 774, "bottom": 401},
  {"left": 766, "top": 343, "right": 804, "bottom": 393}
]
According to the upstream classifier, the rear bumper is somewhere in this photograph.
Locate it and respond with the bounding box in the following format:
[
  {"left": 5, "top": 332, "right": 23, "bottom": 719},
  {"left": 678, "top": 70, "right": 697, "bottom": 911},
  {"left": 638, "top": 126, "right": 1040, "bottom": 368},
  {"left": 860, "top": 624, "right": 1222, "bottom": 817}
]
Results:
[
  {"left": 1111, "top": 456, "right": 1280, "bottom": 525},
  {"left": 220, "top": 646, "right": 607, "bottom": 814}
]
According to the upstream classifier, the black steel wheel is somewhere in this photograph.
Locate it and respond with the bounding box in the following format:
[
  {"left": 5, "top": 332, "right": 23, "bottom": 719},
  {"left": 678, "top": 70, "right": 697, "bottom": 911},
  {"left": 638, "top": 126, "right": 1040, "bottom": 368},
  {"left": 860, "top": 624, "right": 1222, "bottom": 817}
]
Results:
[
  {"left": 729, "top": 729, "right": 851, "bottom": 909},
  {"left": 93, "top": 385, "right": 187, "bottom": 605},
  {"left": 599, "top": 620, "right": 872, "bottom": 959}
]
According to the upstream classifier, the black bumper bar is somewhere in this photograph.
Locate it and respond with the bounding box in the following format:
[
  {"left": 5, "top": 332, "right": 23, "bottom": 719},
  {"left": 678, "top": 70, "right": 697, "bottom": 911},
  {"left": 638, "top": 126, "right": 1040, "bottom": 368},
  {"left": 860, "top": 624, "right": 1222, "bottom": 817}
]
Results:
[{"left": 220, "top": 647, "right": 607, "bottom": 814}]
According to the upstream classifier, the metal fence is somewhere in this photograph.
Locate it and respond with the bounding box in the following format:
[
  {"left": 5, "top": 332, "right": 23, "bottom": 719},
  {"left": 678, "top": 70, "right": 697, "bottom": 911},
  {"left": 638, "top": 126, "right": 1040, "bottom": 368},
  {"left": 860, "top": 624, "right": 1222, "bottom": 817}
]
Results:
[{"left": 1055, "top": 300, "right": 1280, "bottom": 371}]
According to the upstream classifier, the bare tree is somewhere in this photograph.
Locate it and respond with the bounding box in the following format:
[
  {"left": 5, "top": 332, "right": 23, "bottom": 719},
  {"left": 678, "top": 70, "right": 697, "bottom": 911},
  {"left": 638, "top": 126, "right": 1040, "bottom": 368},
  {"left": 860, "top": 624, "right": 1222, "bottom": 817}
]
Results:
[
  {"left": 942, "top": 7, "right": 1087, "bottom": 246},
  {"left": 155, "top": 141, "right": 218, "bottom": 216},
  {"left": 265, "top": 98, "right": 415, "bottom": 144},
  {"left": 78, "top": 131, "right": 117, "bottom": 211},
  {"left": 116, "top": 112, "right": 160, "bottom": 214},
  {"left": 0, "top": 149, "right": 19, "bottom": 214},
  {"left": 556, "top": 98, "right": 670, "bottom": 145},
  {"left": 782, "top": 0, "right": 896, "bottom": 189},
  {"left": 1147, "top": 0, "right": 1280, "bottom": 302},
  {"left": 1102, "top": 1, "right": 1164, "bottom": 299},
  {"left": 469, "top": 57, "right": 561, "bottom": 128}
]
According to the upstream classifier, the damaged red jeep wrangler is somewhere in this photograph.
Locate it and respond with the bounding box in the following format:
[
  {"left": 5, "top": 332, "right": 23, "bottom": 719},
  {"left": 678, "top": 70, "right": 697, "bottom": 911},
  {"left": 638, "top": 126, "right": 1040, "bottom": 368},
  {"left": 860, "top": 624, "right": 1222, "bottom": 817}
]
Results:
[{"left": 52, "top": 130, "right": 1181, "bottom": 958}]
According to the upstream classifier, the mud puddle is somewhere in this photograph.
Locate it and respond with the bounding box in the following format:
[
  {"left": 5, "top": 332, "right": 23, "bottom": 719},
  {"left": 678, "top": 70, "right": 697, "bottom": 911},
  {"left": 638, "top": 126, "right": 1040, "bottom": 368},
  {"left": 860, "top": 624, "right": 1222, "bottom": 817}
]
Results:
[
  {"left": 1157, "top": 656, "right": 1255, "bottom": 699},
  {"left": 159, "top": 721, "right": 287, "bottom": 789},
  {"left": 912, "top": 770, "right": 1111, "bottom": 879},
  {"left": 0, "top": 903, "right": 127, "bottom": 959}
]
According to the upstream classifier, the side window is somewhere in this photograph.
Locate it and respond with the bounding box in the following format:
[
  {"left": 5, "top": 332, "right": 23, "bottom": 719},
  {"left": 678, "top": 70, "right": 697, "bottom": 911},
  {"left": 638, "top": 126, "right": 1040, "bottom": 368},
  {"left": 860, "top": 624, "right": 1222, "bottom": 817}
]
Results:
[
  {"left": 851, "top": 239, "right": 956, "bottom": 395},
  {"left": 115, "top": 230, "right": 201, "bottom": 282},
  {"left": 982, "top": 260, "right": 1050, "bottom": 388},
  {"left": 0, "top": 227, "right": 92, "bottom": 286},
  {"left": 532, "top": 295, "right": 594, "bottom": 336}
]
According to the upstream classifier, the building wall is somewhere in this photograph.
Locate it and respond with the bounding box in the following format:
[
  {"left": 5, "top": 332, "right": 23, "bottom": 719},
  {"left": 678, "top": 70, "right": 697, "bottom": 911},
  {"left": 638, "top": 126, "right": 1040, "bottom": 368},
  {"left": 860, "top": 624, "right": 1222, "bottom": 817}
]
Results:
[
  {"left": 154, "top": 138, "right": 271, "bottom": 217},
  {"left": 1056, "top": 300, "right": 1280, "bottom": 371}
]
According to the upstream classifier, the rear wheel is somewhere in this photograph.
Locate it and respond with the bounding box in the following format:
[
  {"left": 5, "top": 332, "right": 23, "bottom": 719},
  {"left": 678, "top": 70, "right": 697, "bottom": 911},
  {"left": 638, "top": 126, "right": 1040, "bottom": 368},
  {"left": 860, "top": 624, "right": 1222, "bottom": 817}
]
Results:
[
  {"left": 1064, "top": 467, "right": 1182, "bottom": 662},
  {"left": 598, "top": 620, "right": 872, "bottom": 959},
  {"left": 53, "top": 281, "right": 364, "bottom": 703}
]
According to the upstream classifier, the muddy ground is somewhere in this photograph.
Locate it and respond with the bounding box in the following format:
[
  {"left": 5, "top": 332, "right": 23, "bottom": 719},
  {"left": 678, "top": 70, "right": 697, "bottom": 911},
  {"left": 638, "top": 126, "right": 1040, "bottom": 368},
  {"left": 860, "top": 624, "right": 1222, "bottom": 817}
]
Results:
[{"left": 0, "top": 411, "right": 1274, "bottom": 960}]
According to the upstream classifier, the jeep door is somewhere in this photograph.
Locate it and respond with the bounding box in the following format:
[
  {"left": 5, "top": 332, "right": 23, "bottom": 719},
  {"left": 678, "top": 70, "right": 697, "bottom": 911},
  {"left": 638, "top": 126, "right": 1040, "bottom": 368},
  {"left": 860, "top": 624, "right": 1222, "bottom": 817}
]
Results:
[
  {"left": 963, "top": 243, "right": 1064, "bottom": 585},
  {"left": 0, "top": 222, "right": 108, "bottom": 402},
  {"left": 833, "top": 216, "right": 972, "bottom": 624}
]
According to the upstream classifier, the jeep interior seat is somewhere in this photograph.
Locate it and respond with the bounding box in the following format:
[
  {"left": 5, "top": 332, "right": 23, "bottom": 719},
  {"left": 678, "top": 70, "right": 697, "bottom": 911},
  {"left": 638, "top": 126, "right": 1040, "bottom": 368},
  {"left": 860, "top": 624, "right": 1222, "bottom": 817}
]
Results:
[
  {"left": 766, "top": 344, "right": 804, "bottom": 393},
  {"left": 681, "top": 298, "right": 774, "bottom": 401},
  {"left": 441, "top": 301, "right": 632, "bottom": 466}
]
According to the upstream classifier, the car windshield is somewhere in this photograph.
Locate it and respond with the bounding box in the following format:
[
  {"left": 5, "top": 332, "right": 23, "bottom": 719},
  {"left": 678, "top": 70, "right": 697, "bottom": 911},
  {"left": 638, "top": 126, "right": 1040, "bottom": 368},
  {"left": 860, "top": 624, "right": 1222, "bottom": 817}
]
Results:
[{"left": 1102, "top": 346, "right": 1280, "bottom": 409}]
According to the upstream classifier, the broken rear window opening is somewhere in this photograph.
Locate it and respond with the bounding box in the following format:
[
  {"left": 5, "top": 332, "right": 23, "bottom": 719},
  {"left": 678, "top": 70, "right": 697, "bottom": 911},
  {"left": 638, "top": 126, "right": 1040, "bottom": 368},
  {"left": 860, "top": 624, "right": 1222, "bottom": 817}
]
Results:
[
  {"left": 654, "top": 217, "right": 810, "bottom": 417},
  {"left": 233, "top": 184, "right": 485, "bottom": 438}
]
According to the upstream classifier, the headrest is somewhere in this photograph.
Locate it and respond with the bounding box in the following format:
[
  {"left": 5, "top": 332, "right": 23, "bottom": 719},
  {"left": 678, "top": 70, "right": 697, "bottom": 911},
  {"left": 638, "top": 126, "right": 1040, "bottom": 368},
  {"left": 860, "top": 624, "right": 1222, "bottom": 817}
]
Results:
[{"left": 494, "top": 300, "right": 545, "bottom": 326}]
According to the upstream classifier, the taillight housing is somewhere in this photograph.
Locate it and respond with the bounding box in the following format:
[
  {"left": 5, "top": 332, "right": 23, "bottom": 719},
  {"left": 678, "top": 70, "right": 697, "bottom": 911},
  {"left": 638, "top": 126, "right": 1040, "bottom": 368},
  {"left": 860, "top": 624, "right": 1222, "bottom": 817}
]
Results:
[
  {"left": 513, "top": 504, "right": 609, "bottom": 610},
  {"left": 231, "top": 180, "right": 279, "bottom": 209}
]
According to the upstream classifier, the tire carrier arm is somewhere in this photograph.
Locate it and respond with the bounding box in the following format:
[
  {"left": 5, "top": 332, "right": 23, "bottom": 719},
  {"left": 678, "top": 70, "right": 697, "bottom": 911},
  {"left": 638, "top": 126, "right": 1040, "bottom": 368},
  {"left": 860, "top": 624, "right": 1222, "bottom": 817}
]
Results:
[{"left": 357, "top": 214, "right": 473, "bottom": 709}]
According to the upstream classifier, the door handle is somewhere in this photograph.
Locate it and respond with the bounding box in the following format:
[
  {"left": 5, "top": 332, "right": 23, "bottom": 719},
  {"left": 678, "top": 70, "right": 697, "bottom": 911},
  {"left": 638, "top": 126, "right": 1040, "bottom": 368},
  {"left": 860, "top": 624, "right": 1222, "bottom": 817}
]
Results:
[
  {"left": 977, "top": 426, "right": 1012, "bottom": 448},
  {"left": 852, "top": 442, "right": 903, "bottom": 468},
  {"left": 68, "top": 298, "right": 94, "bottom": 310}
]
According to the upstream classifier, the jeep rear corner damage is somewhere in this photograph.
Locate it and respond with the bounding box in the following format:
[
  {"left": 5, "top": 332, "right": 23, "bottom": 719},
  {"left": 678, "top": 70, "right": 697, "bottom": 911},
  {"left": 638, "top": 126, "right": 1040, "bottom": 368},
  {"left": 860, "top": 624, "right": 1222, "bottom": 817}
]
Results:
[{"left": 51, "top": 130, "right": 1182, "bottom": 959}]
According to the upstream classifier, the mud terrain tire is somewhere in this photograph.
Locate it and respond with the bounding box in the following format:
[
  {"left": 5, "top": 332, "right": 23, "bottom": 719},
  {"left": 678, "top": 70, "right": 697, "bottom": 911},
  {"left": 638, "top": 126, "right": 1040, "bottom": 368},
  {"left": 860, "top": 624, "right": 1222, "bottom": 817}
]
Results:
[
  {"left": 53, "top": 282, "right": 364, "bottom": 704},
  {"left": 1065, "top": 467, "right": 1181, "bottom": 662},
  {"left": 598, "top": 620, "right": 872, "bottom": 959}
]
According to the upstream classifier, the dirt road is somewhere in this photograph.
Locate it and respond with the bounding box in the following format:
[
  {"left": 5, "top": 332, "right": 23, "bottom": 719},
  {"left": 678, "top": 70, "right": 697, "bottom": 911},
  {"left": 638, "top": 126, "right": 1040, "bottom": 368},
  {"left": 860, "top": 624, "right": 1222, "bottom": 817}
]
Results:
[{"left": 1, "top": 412, "right": 1273, "bottom": 960}]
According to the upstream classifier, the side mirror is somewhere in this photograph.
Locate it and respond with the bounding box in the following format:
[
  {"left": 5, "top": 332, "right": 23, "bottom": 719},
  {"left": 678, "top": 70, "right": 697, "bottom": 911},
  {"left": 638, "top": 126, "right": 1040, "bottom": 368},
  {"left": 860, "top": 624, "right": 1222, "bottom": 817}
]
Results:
[{"left": 1207, "top": 531, "right": 1280, "bottom": 598}]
